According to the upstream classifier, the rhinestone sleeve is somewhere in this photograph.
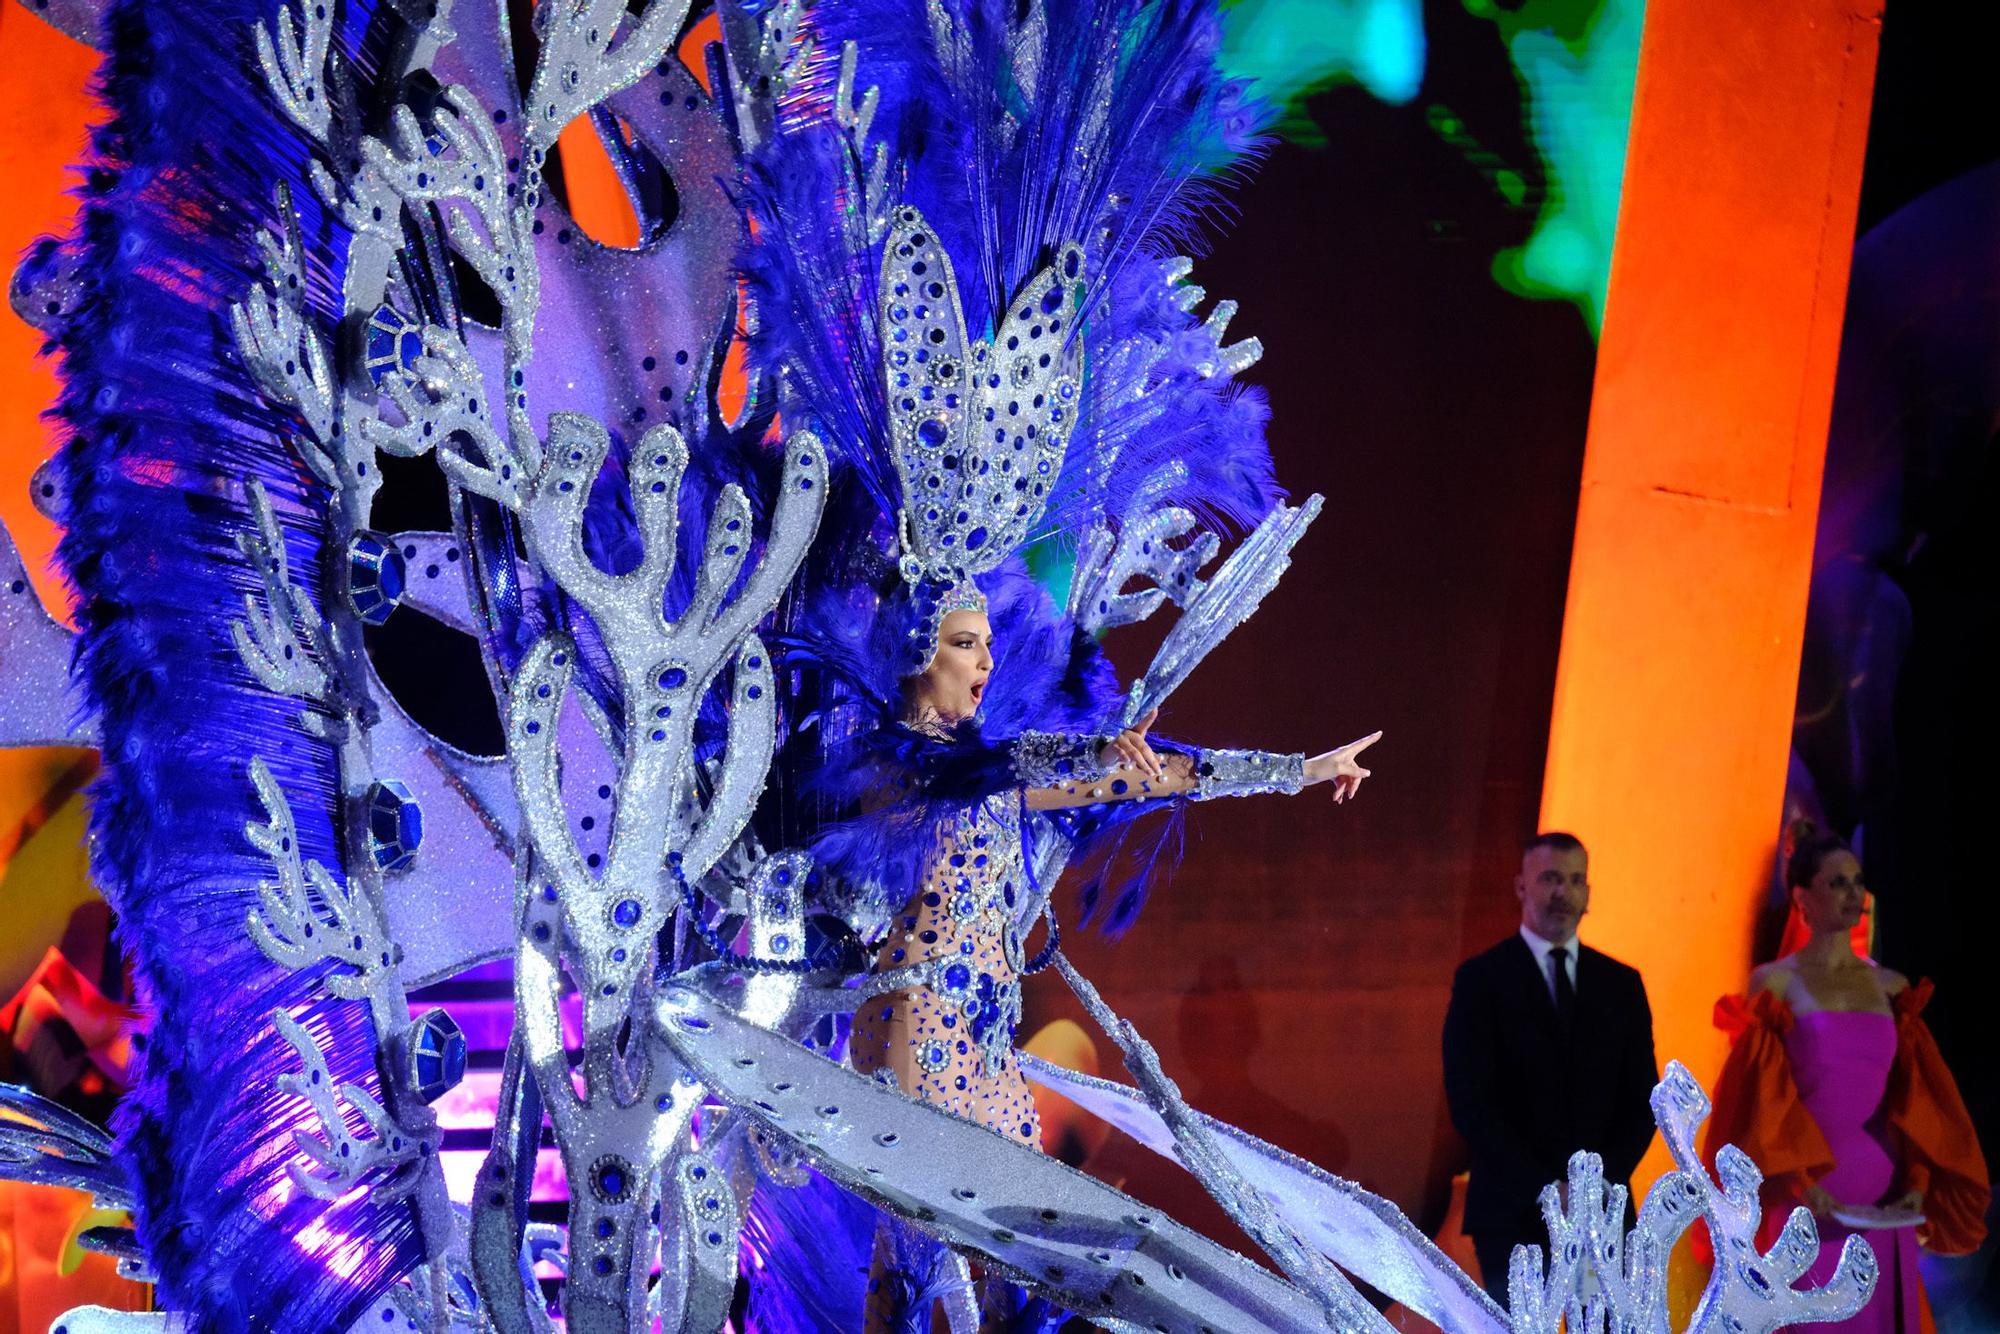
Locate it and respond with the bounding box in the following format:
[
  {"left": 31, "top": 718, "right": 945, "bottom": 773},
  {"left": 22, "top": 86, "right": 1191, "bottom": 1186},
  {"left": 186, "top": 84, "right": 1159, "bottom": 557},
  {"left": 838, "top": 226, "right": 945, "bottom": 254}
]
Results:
[
  {"left": 1009, "top": 732, "right": 1111, "bottom": 788},
  {"left": 1190, "top": 748, "right": 1305, "bottom": 801}
]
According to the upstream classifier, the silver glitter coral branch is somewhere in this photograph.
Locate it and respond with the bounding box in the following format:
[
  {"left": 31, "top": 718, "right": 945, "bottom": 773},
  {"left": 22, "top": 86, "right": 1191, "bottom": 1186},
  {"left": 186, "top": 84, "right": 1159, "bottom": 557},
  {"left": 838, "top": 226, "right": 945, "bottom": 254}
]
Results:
[
  {"left": 229, "top": 189, "right": 341, "bottom": 490},
  {"left": 1657, "top": 1062, "right": 1876, "bottom": 1334},
  {"left": 1499, "top": 1061, "right": 1877, "bottom": 1334},
  {"left": 252, "top": 0, "right": 335, "bottom": 143},
  {"left": 1068, "top": 465, "right": 1219, "bottom": 637},
  {"left": 273, "top": 1010, "right": 432, "bottom": 1202},
  {"left": 520, "top": 0, "right": 693, "bottom": 157},
  {"left": 231, "top": 480, "right": 332, "bottom": 708},
  {"left": 352, "top": 90, "right": 541, "bottom": 358},
  {"left": 1161, "top": 255, "right": 1264, "bottom": 380},
  {"left": 244, "top": 757, "right": 396, "bottom": 1002},
  {"left": 474, "top": 418, "right": 822, "bottom": 1332},
  {"left": 507, "top": 416, "right": 827, "bottom": 1029}
]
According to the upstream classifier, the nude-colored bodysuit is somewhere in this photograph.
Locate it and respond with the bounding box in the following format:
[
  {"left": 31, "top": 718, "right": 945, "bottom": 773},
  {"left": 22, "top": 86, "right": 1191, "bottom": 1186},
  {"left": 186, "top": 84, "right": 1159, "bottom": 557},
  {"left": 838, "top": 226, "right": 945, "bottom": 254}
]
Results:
[{"left": 850, "top": 793, "right": 1041, "bottom": 1148}]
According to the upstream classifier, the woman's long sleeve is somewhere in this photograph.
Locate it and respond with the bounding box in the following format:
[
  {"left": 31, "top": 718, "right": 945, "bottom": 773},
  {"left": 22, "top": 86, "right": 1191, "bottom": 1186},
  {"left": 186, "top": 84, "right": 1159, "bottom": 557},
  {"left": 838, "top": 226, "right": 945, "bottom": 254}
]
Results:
[{"left": 1884, "top": 981, "right": 1990, "bottom": 1256}]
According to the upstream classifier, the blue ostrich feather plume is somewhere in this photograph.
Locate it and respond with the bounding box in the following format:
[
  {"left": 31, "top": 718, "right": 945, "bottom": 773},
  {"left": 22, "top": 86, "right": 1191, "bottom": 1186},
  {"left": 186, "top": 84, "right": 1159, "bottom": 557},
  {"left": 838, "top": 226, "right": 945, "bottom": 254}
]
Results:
[
  {"left": 51, "top": 0, "right": 422, "bottom": 1326},
  {"left": 1038, "top": 251, "right": 1280, "bottom": 540},
  {"left": 798, "top": 0, "right": 1276, "bottom": 335},
  {"left": 740, "top": 0, "right": 1279, "bottom": 560},
  {"left": 740, "top": 1168, "right": 881, "bottom": 1331}
]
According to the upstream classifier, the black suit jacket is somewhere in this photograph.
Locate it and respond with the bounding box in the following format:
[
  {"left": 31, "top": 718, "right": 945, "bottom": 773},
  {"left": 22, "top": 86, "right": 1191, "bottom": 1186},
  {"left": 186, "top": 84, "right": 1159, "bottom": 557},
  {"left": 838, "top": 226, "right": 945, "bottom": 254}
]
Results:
[{"left": 1442, "top": 935, "right": 1658, "bottom": 1242}]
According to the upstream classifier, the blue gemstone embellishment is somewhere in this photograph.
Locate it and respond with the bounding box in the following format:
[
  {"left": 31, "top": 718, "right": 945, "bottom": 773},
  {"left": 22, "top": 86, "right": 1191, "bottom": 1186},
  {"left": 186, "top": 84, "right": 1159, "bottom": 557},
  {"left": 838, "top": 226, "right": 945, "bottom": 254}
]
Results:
[
  {"left": 346, "top": 532, "right": 407, "bottom": 626},
  {"left": 366, "top": 780, "right": 423, "bottom": 871},
  {"left": 405, "top": 1008, "right": 466, "bottom": 1103}
]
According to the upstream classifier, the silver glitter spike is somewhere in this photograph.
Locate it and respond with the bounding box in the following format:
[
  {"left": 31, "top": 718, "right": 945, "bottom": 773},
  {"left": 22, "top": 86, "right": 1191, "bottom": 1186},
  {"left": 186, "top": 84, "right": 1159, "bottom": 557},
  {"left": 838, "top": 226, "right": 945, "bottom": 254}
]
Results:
[
  {"left": 656, "top": 979, "right": 1347, "bottom": 1331},
  {"left": 1049, "top": 954, "right": 1391, "bottom": 1331},
  {"left": 1017, "top": 1054, "right": 1505, "bottom": 1334}
]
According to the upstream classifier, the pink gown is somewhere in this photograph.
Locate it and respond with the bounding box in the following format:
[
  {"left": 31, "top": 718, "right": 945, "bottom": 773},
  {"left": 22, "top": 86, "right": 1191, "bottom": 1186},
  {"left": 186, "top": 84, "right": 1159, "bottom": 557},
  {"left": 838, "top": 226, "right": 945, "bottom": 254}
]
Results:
[{"left": 1786, "top": 1011, "right": 1924, "bottom": 1333}]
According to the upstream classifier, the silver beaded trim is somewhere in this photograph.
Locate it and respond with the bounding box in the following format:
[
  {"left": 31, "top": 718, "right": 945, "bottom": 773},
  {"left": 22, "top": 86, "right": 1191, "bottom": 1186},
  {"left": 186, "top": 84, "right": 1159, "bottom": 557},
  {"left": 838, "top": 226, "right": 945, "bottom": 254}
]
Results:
[{"left": 1009, "top": 732, "right": 1111, "bottom": 788}]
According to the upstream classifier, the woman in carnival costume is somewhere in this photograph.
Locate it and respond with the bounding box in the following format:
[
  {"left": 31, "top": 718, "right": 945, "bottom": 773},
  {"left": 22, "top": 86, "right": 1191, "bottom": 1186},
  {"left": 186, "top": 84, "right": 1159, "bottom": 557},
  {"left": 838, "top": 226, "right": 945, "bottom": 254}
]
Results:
[{"left": 848, "top": 587, "right": 1376, "bottom": 1147}]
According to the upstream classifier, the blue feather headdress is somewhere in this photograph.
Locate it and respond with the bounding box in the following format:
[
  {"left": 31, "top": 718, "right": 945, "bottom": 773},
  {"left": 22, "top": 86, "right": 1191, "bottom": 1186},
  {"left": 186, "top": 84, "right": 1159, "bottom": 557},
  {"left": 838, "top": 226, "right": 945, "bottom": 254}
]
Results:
[{"left": 737, "top": 0, "right": 1282, "bottom": 938}]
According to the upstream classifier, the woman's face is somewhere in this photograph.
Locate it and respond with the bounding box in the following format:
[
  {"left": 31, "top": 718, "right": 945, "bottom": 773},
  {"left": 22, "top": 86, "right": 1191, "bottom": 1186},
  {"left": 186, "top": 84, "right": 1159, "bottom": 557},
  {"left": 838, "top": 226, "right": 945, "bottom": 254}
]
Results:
[
  {"left": 1794, "top": 848, "right": 1867, "bottom": 935},
  {"left": 908, "top": 609, "right": 993, "bottom": 725}
]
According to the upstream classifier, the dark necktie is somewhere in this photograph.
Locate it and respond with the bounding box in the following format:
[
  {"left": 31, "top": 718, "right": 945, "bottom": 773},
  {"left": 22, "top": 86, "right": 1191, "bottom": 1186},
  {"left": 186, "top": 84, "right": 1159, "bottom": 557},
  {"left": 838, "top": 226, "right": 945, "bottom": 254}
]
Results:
[{"left": 1550, "top": 945, "right": 1575, "bottom": 1024}]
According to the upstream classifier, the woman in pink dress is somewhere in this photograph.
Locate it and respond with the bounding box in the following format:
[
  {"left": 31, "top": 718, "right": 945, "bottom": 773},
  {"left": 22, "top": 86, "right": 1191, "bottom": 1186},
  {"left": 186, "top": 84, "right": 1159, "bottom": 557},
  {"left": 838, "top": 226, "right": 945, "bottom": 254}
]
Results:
[{"left": 1706, "top": 824, "right": 1989, "bottom": 1333}]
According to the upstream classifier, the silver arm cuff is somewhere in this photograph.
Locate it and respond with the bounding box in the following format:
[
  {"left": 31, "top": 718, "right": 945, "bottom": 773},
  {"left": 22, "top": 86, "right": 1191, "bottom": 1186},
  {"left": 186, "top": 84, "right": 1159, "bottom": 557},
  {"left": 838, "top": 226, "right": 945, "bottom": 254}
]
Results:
[
  {"left": 1191, "top": 748, "right": 1306, "bottom": 800},
  {"left": 1010, "top": 731, "right": 1111, "bottom": 787}
]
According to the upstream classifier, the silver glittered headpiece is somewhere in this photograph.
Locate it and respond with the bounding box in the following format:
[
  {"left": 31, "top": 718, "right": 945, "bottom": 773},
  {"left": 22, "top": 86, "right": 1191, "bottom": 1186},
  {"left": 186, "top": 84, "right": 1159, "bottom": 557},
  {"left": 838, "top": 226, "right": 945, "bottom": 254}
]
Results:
[
  {"left": 880, "top": 205, "right": 1083, "bottom": 672},
  {"left": 902, "top": 564, "right": 991, "bottom": 674}
]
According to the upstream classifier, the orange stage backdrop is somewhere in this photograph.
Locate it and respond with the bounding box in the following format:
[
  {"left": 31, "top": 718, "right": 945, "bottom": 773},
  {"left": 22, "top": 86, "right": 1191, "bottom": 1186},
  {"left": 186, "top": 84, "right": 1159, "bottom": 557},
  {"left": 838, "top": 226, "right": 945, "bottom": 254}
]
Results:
[
  {"left": 0, "top": 4, "right": 94, "bottom": 615},
  {"left": 1541, "top": 0, "right": 1885, "bottom": 1197}
]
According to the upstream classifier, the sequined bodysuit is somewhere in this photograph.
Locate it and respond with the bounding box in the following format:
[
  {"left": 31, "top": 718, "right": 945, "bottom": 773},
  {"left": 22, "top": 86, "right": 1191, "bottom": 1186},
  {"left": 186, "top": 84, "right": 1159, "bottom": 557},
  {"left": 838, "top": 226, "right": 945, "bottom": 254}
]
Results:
[{"left": 850, "top": 793, "right": 1041, "bottom": 1147}]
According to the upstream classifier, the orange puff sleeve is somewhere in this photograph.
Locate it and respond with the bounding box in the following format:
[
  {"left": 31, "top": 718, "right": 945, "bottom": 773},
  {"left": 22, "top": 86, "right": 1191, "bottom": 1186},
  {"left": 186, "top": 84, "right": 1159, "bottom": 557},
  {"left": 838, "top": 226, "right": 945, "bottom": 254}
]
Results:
[{"left": 1884, "top": 981, "right": 1990, "bottom": 1256}]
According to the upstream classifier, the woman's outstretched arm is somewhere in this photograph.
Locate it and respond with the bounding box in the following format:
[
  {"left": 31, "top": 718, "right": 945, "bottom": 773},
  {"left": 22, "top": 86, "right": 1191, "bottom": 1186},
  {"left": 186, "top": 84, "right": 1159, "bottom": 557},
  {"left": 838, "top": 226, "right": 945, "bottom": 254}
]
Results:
[{"left": 1022, "top": 711, "right": 1380, "bottom": 811}]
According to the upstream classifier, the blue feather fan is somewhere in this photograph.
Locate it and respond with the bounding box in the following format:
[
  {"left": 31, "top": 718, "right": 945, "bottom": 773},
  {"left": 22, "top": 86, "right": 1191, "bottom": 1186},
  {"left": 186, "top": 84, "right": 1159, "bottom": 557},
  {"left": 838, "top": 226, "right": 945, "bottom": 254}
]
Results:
[{"left": 53, "top": 1, "right": 424, "bottom": 1326}]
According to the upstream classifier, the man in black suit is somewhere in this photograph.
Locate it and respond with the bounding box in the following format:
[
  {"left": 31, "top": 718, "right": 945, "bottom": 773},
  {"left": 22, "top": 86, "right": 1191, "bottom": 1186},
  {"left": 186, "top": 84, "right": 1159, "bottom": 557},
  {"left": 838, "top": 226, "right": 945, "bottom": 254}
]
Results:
[{"left": 1442, "top": 831, "right": 1658, "bottom": 1303}]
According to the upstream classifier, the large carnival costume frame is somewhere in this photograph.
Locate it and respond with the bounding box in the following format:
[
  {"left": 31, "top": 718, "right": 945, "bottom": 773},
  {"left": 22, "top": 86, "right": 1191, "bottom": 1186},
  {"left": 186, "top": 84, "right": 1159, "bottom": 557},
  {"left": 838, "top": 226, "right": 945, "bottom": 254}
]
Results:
[{"left": 0, "top": 0, "right": 1881, "bottom": 1329}]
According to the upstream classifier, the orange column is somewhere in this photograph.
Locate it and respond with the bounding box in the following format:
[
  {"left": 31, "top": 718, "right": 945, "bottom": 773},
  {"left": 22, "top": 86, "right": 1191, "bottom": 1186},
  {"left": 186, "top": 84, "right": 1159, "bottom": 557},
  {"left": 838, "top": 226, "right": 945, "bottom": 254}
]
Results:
[{"left": 1539, "top": 0, "right": 1883, "bottom": 1193}]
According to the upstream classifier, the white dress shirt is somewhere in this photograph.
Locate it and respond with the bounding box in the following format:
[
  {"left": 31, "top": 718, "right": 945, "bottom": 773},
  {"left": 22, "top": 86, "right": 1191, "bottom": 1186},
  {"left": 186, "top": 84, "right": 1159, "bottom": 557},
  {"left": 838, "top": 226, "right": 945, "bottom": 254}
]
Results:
[{"left": 1520, "top": 924, "right": 1579, "bottom": 1002}]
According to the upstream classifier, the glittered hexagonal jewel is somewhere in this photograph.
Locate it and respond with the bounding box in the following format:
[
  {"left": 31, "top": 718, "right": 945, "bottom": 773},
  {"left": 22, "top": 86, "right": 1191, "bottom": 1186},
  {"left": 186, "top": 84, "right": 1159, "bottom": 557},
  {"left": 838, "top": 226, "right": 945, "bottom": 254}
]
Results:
[
  {"left": 404, "top": 1007, "right": 466, "bottom": 1103},
  {"left": 363, "top": 304, "right": 424, "bottom": 387},
  {"left": 365, "top": 779, "right": 423, "bottom": 870},
  {"left": 346, "top": 532, "right": 407, "bottom": 626}
]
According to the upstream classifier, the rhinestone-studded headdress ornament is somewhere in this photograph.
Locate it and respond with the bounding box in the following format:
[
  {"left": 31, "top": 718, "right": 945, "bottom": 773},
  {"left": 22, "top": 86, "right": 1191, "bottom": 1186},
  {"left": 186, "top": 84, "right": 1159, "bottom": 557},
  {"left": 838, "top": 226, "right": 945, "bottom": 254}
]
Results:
[{"left": 880, "top": 206, "right": 1083, "bottom": 672}]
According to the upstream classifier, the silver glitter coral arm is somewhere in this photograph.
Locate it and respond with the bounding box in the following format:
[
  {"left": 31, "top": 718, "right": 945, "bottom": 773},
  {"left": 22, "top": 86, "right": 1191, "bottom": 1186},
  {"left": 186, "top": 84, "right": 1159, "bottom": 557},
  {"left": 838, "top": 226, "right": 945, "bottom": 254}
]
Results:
[
  {"left": 229, "top": 480, "right": 332, "bottom": 710},
  {"left": 229, "top": 187, "right": 341, "bottom": 490},
  {"left": 519, "top": 0, "right": 693, "bottom": 158},
  {"left": 243, "top": 756, "right": 397, "bottom": 1004},
  {"left": 252, "top": 0, "right": 334, "bottom": 144}
]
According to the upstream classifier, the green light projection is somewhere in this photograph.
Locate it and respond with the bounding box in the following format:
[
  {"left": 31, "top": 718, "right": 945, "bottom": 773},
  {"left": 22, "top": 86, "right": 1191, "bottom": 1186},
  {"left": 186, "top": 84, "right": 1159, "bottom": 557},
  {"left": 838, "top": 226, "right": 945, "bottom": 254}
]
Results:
[
  {"left": 1221, "top": 0, "right": 1427, "bottom": 136},
  {"left": 1460, "top": 0, "right": 1645, "bottom": 334},
  {"left": 1216, "top": 0, "right": 1643, "bottom": 337}
]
